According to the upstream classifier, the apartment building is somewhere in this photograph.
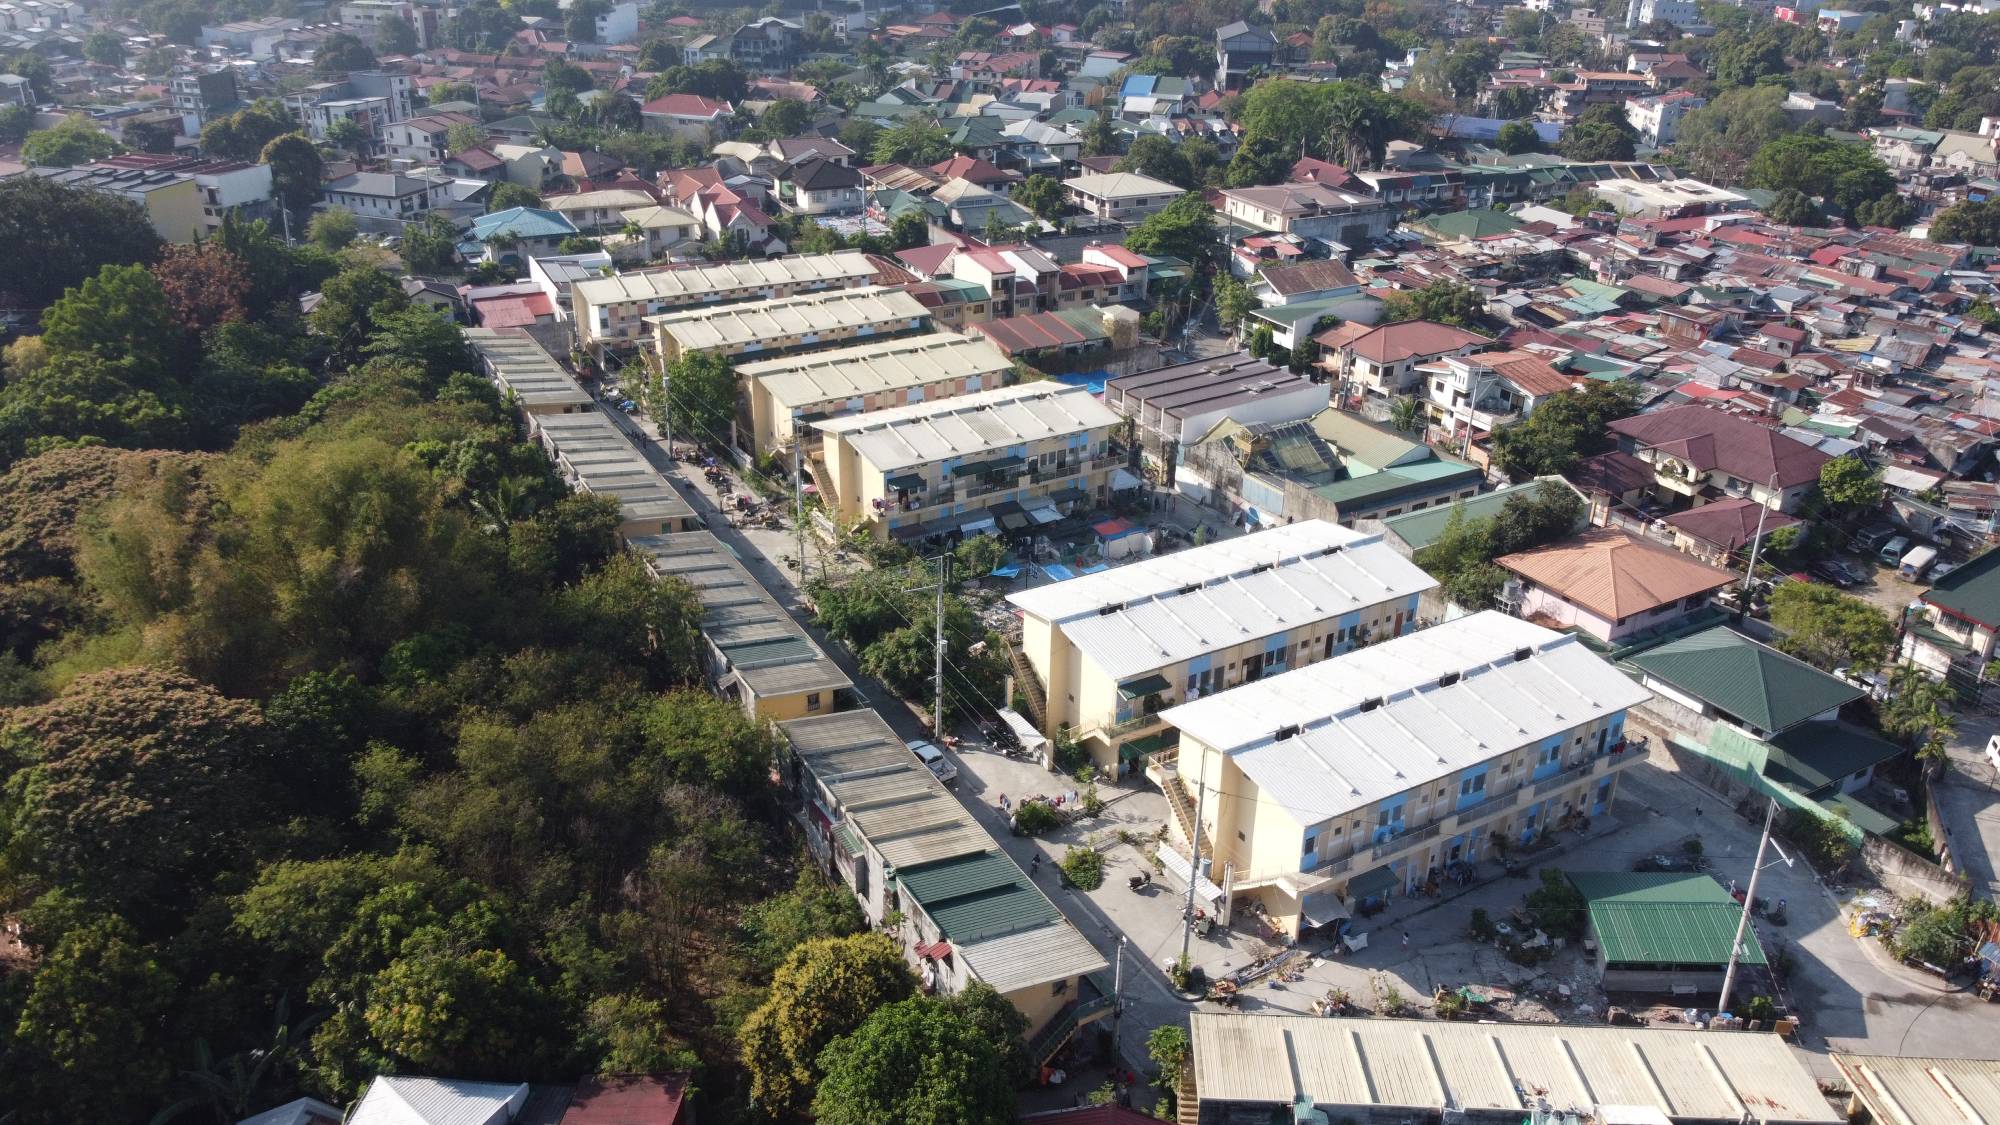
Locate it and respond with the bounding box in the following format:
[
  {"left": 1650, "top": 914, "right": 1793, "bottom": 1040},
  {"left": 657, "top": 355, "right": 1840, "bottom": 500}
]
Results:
[
  {"left": 739, "top": 331, "right": 1015, "bottom": 455},
  {"left": 1217, "top": 181, "right": 1397, "bottom": 246},
  {"left": 1159, "top": 612, "right": 1649, "bottom": 939},
  {"left": 570, "top": 250, "right": 879, "bottom": 352},
  {"left": 380, "top": 110, "right": 477, "bottom": 162},
  {"left": 813, "top": 382, "right": 1123, "bottom": 542},
  {"left": 647, "top": 285, "right": 930, "bottom": 364},
  {"left": 31, "top": 163, "right": 204, "bottom": 242},
  {"left": 96, "top": 153, "right": 274, "bottom": 235},
  {"left": 1007, "top": 520, "right": 1437, "bottom": 775},
  {"left": 321, "top": 171, "right": 451, "bottom": 222},
  {"left": 529, "top": 411, "right": 701, "bottom": 540},
  {"left": 467, "top": 327, "right": 593, "bottom": 417}
]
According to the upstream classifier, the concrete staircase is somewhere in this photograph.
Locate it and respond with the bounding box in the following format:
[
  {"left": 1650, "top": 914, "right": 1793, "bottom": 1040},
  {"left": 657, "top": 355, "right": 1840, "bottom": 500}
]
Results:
[
  {"left": 1177, "top": 1067, "right": 1199, "bottom": 1125},
  {"left": 1003, "top": 635, "right": 1049, "bottom": 730},
  {"left": 1158, "top": 756, "right": 1211, "bottom": 862}
]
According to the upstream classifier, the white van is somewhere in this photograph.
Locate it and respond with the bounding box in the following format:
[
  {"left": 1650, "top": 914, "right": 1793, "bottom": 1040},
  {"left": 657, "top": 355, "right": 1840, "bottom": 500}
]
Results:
[
  {"left": 1987, "top": 734, "right": 2000, "bottom": 776},
  {"left": 1900, "top": 544, "right": 1938, "bottom": 580},
  {"left": 908, "top": 740, "right": 958, "bottom": 786}
]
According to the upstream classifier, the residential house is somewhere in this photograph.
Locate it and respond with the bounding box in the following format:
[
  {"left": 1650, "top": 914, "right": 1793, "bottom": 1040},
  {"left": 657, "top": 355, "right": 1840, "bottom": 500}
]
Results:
[
  {"left": 543, "top": 187, "right": 655, "bottom": 232},
  {"left": 729, "top": 16, "right": 801, "bottom": 69},
  {"left": 813, "top": 381, "right": 1124, "bottom": 543},
  {"left": 1903, "top": 548, "right": 2000, "bottom": 681},
  {"left": 1661, "top": 497, "right": 1800, "bottom": 566},
  {"left": 380, "top": 111, "right": 478, "bottom": 163},
  {"left": 464, "top": 207, "right": 578, "bottom": 265},
  {"left": 931, "top": 177, "right": 1033, "bottom": 231},
  {"left": 968, "top": 306, "right": 1116, "bottom": 362},
  {"left": 1158, "top": 611, "right": 1648, "bottom": 937},
  {"left": 1606, "top": 404, "right": 1832, "bottom": 514},
  {"left": 1626, "top": 90, "right": 1704, "bottom": 146},
  {"left": 641, "top": 92, "right": 733, "bottom": 140},
  {"left": 1007, "top": 519, "right": 1437, "bottom": 774},
  {"left": 741, "top": 331, "right": 1015, "bottom": 454},
  {"left": 647, "top": 285, "right": 930, "bottom": 364},
  {"left": 491, "top": 142, "right": 564, "bottom": 188},
  {"left": 769, "top": 134, "right": 855, "bottom": 167},
  {"left": 611, "top": 203, "right": 702, "bottom": 259},
  {"left": 1249, "top": 259, "right": 1361, "bottom": 308},
  {"left": 442, "top": 145, "right": 507, "bottom": 181},
  {"left": 1214, "top": 20, "right": 1276, "bottom": 90},
  {"left": 1496, "top": 527, "right": 1734, "bottom": 645},
  {"left": 347, "top": 1077, "right": 533, "bottom": 1125},
  {"left": 321, "top": 170, "right": 452, "bottom": 224},
  {"left": 1218, "top": 181, "right": 1397, "bottom": 246},
  {"left": 1420, "top": 349, "right": 1576, "bottom": 447},
  {"left": 1315, "top": 319, "right": 1492, "bottom": 398},
  {"left": 1062, "top": 171, "right": 1182, "bottom": 222},
  {"left": 780, "top": 156, "right": 866, "bottom": 215}
]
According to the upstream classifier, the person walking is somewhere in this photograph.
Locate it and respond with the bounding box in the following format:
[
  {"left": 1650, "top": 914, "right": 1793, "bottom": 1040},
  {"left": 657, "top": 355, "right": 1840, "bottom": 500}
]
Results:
[{"left": 1401, "top": 931, "right": 1410, "bottom": 951}]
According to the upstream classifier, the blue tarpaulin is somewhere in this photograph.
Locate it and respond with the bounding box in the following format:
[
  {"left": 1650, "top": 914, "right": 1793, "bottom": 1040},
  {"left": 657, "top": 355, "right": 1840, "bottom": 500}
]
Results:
[
  {"left": 1041, "top": 564, "right": 1076, "bottom": 581},
  {"left": 1055, "top": 370, "right": 1109, "bottom": 395},
  {"left": 1081, "top": 563, "right": 1110, "bottom": 574},
  {"left": 990, "top": 563, "right": 1023, "bottom": 578}
]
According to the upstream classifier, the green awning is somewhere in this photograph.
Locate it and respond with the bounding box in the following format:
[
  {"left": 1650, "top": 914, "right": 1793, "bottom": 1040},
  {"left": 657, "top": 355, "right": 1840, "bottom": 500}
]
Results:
[
  {"left": 887, "top": 473, "right": 926, "bottom": 492},
  {"left": 1122, "top": 729, "right": 1178, "bottom": 759},
  {"left": 1118, "top": 673, "right": 1172, "bottom": 699},
  {"left": 952, "top": 455, "right": 1025, "bottom": 478},
  {"left": 1348, "top": 865, "right": 1398, "bottom": 899}
]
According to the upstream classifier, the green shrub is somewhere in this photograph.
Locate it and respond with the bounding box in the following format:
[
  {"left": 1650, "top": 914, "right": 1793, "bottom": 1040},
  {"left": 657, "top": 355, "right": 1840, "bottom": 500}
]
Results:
[
  {"left": 1013, "top": 800, "right": 1059, "bottom": 835},
  {"left": 1060, "top": 846, "right": 1104, "bottom": 890},
  {"left": 1469, "top": 908, "right": 1497, "bottom": 942},
  {"left": 1524, "top": 868, "right": 1587, "bottom": 939}
]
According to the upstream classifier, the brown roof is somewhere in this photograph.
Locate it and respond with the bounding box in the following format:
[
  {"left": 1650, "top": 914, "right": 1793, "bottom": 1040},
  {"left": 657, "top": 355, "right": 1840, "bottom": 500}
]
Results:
[
  {"left": 1663, "top": 497, "right": 1800, "bottom": 552},
  {"left": 1499, "top": 528, "right": 1734, "bottom": 620},
  {"left": 559, "top": 1075, "right": 689, "bottom": 1125},
  {"left": 1476, "top": 349, "right": 1575, "bottom": 398},
  {"left": 1567, "top": 450, "right": 1655, "bottom": 497},
  {"left": 1258, "top": 258, "right": 1359, "bottom": 296},
  {"left": 1606, "top": 404, "right": 1832, "bottom": 489},
  {"left": 1323, "top": 320, "right": 1491, "bottom": 364}
]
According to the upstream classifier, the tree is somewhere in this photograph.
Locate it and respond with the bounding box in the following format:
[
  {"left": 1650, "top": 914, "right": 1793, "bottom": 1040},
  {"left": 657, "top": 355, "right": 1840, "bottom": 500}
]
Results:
[
  {"left": 1012, "top": 173, "right": 1065, "bottom": 222},
  {"left": 401, "top": 212, "right": 463, "bottom": 275},
  {"left": 1080, "top": 110, "right": 1119, "bottom": 157},
  {"left": 359, "top": 932, "right": 552, "bottom": 1077},
  {"left": 364, "top": 306, "right": 474, "bottom": 384},
  {"left": 1671, "top": 85, "right": 1796, "bottom": 185},
  {"left": 487, "top": 181, "right": 543, "bottom": 212},
  {"left": 762, "top": 98, "right": 812, "bottom": 137},
  {"left": 1496, "top": 119, "right": 1541, "bottom": 155},
  {"left": 0, "top": 177, "right": 163, "bottom": 313},
  {"left": 1383, "top": 281, "right": 1485, "bottom": 328},
  {"left": 1881, "top": 665, "right": 1957, "bottom": 761},
  {"left": 1560, "top": 104, "right": 1637, "bottom": 162},
  {"left": 309, "top": 208, "right": 359, "bottom": 251},
  {"left": 739, "top": 869, "right": 866, "bottom": 974},
  {"left": 1525, "top": 868, "right": 1588, "bottom": 937},
  {"left": 1765, "top": 188, "right": 1822, "bottom": 226},
  {"left": 1819, "top": 455, "right": 1884, "bottom": 514},
  {"left": 647, "top": 58, "right": 749, "bottom": 102},
  {"left": 2, "top": 667, "right": 268, "bottom": 922},
  {"left": 1746, "top": 134, "right": 1897, "bottom": 221},
  {"left": 872, "top": 118, "right": 953, "bottom": 166},
  {"left": 124, "top": 116, "right": 178, "bottom": 154},
  {"left": 4, "top": 50, "right": 53, "bottom": 100},
  {"left": 1932, "top": 198, "right": 2000, "bottom": 245},
  {"left": 1150, "top": 1025, "right": 1192, "bottom": 1115},
  {"left": 1214, "top": 275, "right": 1255, "bottom": 337},
  {"left": 1123, "top": 191, "right": 1215, "bottom": 263},
  {"left": 324, "top": 116, "right": 368, "bottom": 155},
  {"left": 1489, "top": 380, "right": 1640, "bottom": 479},
  {"left": 1118, "top": 133, "right": 1196, "bottom": 189},
  {"left": 10, "top": 914, "right": 178, "bottom": 1120},
  {"left": 1388, "top": 395, "right": 1424, "bottom": 434},
  {"left": 308, "top": 264, "right": 409, "bottom": 360},
  {"left": 314, "top": 31, "right": 377, "bottom": 75},
  {"left": 812, "top": 997, "right": 1018, "bottom": 1125},
  {"left": 0, "top": 100, "right": 32, "bottom": 143},
  {"left": 889, "top": 208, "right": 930, "bottom": 250},
  {"left": 151, "top": 242, "right": 253, "bottom": 335},
  {"left": 261, "top": 132, "right": 326, "bottom": 217},
  {"left": 1713, "top": 26, "right": 1793, "bottom": 88},
  {"left": 1224, "top": 134, "right": 1291, "bottom": 187},
  {"left": 22, "top": 114, "right": 122, "bottom": 166},
  {"left": 84, "top": 30, "right": 126, "bottom": 66},
  {"left": 40, "top": 263, "right": 178, "bottom": 379},
  {"left": 740, "top": 933, "right": 916, "bottom": 1118},
  {"left": 378, "top": 14, "right": 420, "bottom": 53},
  {"left": 1768, "top": 582, "right": 1895, "bottom": 671},
  {"left": 639, "top": 688, "right": 781, "bottom": 796},
  {"left": 565, "top": 0, "right": 608, "bottom": 41},
  {"left": 661, "top": 349, "right": 738, "bottom": 451}
]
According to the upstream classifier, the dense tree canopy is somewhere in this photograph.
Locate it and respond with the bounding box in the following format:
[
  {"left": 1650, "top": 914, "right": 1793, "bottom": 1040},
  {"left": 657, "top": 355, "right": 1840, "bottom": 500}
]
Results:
[
  {"left": 1932, "top": 198, "right": 2000, "bottom": 245},
  {"left": 1489, "top": 380, "right": 1641, "bottom": 479},
  {"left": 1123, "top": 191, "right": 1218, "bottom": 263},
  {"left": 21, "top": 115, "right": 122, "bottom": 167}
]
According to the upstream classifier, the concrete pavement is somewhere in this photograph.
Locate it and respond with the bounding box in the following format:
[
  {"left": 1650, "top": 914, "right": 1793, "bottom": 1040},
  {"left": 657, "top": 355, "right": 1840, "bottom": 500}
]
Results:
[{"left": 1930, "top": 714, "right": 2000, "bottom": 900}]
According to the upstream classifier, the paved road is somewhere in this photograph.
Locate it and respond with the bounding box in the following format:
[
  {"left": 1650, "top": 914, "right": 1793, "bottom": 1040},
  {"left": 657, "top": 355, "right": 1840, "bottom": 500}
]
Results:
[{"left": 1931, "top": 713, "right": 2000, "bottom": 901}]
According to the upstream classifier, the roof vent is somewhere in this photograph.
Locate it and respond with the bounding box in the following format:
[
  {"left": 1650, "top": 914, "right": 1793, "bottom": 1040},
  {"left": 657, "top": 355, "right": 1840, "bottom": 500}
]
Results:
[
  {"left": 1514, "top": 647, "right": 1533, "bottom": 663},
  {"left": 1179, "top": 583, "right": 1200, "bottom": 595},
  {"left": 1275, "top": 724, "right": 1301, "bottom": 741},
  {"left": 1099, "top": 603, "right": 1125, "bottom": 616},
  {"left": 1438, "top": 672, "right": 1461, "bottom": 688},
  {"left": 1358, "top": 697, "right": 1383, "bottom": 713}
]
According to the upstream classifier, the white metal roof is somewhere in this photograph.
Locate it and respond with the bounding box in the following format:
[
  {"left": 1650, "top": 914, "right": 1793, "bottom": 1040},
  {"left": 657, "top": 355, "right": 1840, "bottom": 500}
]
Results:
[
  {"left": 1190, "top": 1015, "right": 1841, "bottom": 1123},
  {"left": 812, "top": 382, "right": 1121, "bottom": 472},
  {"left": 1161, "top": 612, "right": 1651, "bottom": 827},
  {"left": 571, "top": 249, "right": 874, "bottom": 307},
  {"left": 466, "top": 328, "right": 592, "bottom": 410},
  {"left": 1834, "top": 1054, "right": 2000, "bottom": 1125},
  {"left": 956, "top": 918, "right": 1109, "bottom": 994},
  {"left": 739, "top": 332, "right": 1013, "bottom": 409},
  {"left": 648, "top": 286, "right": 927, "bottom": 351},
  {"left": 348, "top": 1077, "right": 527, "bottom": 1125},
  {"left": 1020, "top": 524, "right": 1437, "bottom": 681}
]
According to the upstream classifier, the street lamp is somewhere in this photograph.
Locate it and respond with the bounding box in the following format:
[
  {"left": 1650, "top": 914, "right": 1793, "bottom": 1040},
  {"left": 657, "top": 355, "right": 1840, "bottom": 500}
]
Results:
[{"left": 1716, "top": 798, "right": 1793, "bottom": 1017}]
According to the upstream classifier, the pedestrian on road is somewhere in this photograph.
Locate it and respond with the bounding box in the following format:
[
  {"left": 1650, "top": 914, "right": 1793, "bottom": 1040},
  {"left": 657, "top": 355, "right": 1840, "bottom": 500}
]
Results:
[
  {"left": 1401, "top": 931, "right": 1410, "bottom": 950},
  {"left": 998, "top": 793, "right": 1009, "bottom": 812},
  {"left": 1031, "top": 854, "right": 1042, "bottom": 876}
]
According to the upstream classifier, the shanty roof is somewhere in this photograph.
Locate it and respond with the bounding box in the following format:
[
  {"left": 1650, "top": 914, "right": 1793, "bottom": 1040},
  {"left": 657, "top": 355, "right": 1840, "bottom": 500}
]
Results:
[
  {"left": 1160, "top": 612, "right": 1650, "bottom": 826},
  {"left": 970, "top": 307, "right": 1111, "bottom": 356},
  {"left": 647, "top": 286, "right": 928, "bottom": 351},
  {"left": 1008, "top": 519, "right": 1437, "bottom": 680},
  {"left": 1628, "top": 626, "right": 1861, "bottom": 735},
  {"left": 1834, "top": 1055, "right": 2000, "bottom": 1125},
  {"left": 1496, "top": 528, "right": 1735, "bottom": 621},
  {"left": 779, "top": 710, "right": 990, "bottom": 871},
  {"left": 813, "top": 382, "right": 1120, "bottom": 472},
  {"left": 740, "top": 332, "right": 1012, "bottom": 409},
  {"left": 1607, "top": 404, "right": 1832, "bottom": 489},
  {"left": 1257, "top": 258, "right": 1360, "bottom": 296},
  {"left": 1567, "top": 871, "right": 1766, "bottom": 968},
  {"left": 1188, "top": 1014, "right": 1839, "bottom": 1123}
]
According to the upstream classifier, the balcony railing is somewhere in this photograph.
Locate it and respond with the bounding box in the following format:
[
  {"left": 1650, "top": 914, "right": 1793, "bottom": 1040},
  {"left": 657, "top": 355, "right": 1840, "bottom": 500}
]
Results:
[
  {"left": 1103, "top": 708, "right": 1170, "bottom": 737},
  {"left": 1450, "top": 787, "right": 1521, "bottom": 829},
  {"left": 1533, "top": 755, "right": 1604, "bottom": 797},
  {"left": 1371, "top": 819, "right": 1441, "bottom": 860}
]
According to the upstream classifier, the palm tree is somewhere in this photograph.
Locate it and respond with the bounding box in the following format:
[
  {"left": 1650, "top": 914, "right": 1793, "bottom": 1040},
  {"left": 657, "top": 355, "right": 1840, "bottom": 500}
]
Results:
[
  {"left": 471, "top": 474, "right": 539, "bottom": 535},
  {"left": 1389, "top": 396, "right": 1424, "bottom": 435},
  {"left": 151, "top": 998, "right": 324, "bottom": 1125}
]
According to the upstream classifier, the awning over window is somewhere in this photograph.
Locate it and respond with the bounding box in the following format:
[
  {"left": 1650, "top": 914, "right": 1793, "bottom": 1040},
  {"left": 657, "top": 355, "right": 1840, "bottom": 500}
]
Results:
[
  {"left": 961, "top": 515, "right": 997, "bottom": 535},
  {"left": 1300, "top": 888, "right": 1353, "bottom": 929},
  {"left": 1111, "top": 467, "right": 1142, "bottom": 490},
  {"left": 887, "top": 473, "right": 926, "bottom": 492},
  {"left": 916, "top": 940, "right": 952, "bottom": 960},
  {"left": 1348, "top": 864, "right": 1398, "bottom": 900},
  {"left": 1118, "top": 673, "right": 1172, "bottom": 699},
  {"left": 952, "top": 455, "right": 1026, "bottom": 478},
  {"left": 1156, "top": 845, "right": 1223, "bottom": 906}
]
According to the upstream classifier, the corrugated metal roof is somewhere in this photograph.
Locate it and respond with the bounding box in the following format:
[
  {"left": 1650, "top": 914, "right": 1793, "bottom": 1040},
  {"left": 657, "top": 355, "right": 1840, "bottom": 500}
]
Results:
[
  {"left": 1590, "top": 902, "right": 1764, "bottom": 967},
  {"left": 629, "top": 533, "right": 851, "bottom": 699},
  {"left": 1161, "top": 612, "right": 1650, "bottom": 828},
  {"left": 815, "top": 382, "right": 1121, "bottom": 472},
  {"left": 957, "top": 920, "right": 1109, "bottom": 995},
  {"left": 778, "top": 710, "right": 988, "bottom": 871},
  {"left": 1835, "top": 1055, "right": 2000, "bottom": 1125},
  {"left": 1628, "top": 626, "right": 1861, "bottom": 735},
  {"left": 468, "top": 328, "right": 593, "bottom": 409},
  {"left": 532, "top": 412, "right": 695, "bottom": 528},
  {"left": 903, "top": 851, "right": 1061, "bottom": 944},
  {"left": 1189, "top": 1015, "right": 1841, "bottom": 1123},
  {"left": 740, "top": 332, "right": 1012, "bottom": 409},
  {"left": 648, "top": 286, "right": 927, "bottom": 351}
]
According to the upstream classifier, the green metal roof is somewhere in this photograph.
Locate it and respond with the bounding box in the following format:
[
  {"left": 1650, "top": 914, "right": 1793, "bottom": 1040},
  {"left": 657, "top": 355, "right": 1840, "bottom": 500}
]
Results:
[
  {"left": 1764, "top": 722, "right": 1906, "bottom": 797},
  {"left": 1818, "top": 792, "right": 1899, "bottom": 837},
  {"left": 1568, "top": 872, "right": 1763, "bottom": 968},
  {"left": 1310, "top": 460, "right": 1482, "bottom": 507},
  {"left": 899, "top": 851, "right": 1059, "bottom": 944},
  {"left": 1118, "top": 673, "right": 1172, "bottom": 698},
  {"left": 1922, "top": 548, "right": 2000, "bottom": 628},
  {"left": 1626, "top": 627, "right": 1862, "bottom": 735},
  {"left": 1384, "top": 480, "right": 1582, "bottom": 555},
  {"left": 1417, "top": 209, "right": 1526, "bottom": 241}
]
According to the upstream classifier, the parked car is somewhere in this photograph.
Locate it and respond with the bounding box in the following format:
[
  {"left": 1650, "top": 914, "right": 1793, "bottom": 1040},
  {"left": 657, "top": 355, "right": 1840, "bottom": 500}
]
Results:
[
  {"left": 1850, "top": 524, "right": 1897, "bottom": 554},
  {"left": 1810, "top": 561, "right": 1864, "bottom": 588},
  {"left": 1932, "top": 561, "right": 1960, "bottom": 581},
  {"left": 1877, "top": 535, "right": 1912, "bottom": 565},
  {"left": 907, "top": 739, "right": 958, "bottom": 786}
]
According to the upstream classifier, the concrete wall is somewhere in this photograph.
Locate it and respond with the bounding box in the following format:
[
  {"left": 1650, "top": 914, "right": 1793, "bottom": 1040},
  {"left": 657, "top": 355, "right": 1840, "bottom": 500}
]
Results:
[{"left": 1860, "top": 833, "right": 1969, "bottom": 906}]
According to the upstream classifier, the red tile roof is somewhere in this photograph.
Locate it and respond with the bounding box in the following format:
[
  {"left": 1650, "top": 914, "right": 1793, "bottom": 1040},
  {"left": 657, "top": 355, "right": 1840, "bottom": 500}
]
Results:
[
  {"left": 559, "top": 1075, "right": 689, "bottom": 1125},
  {"left": 641, "top": 93, "right": 731, "bottom": 118},
  {"left": 1318, "top": 319, "right": 1491, "bottom": 363},
  {"left": 1607, "top": 403, "right": 1832, "bottom": 489}
]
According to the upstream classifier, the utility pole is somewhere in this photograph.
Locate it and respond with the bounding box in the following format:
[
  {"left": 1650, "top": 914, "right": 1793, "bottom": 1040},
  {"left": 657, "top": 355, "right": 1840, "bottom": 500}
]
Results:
[
  {"left": 1718, "top": 799, "right": 1780, "bottom": 1016},
  {"left": 1179, "top": 766, "right": 1208, "bottom": 963},
  {"left": 933, "top": 553, "right": 950, "bottom": 741},
  {"left": 793, "top": 439, "right": 808, "bottom": 577},
  {"left": 1110, "top": 935, "right": 1127, "bottom": 1063},
  {"left": 1736, "top": 471, "right": 1779, "bottom": 616}
]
